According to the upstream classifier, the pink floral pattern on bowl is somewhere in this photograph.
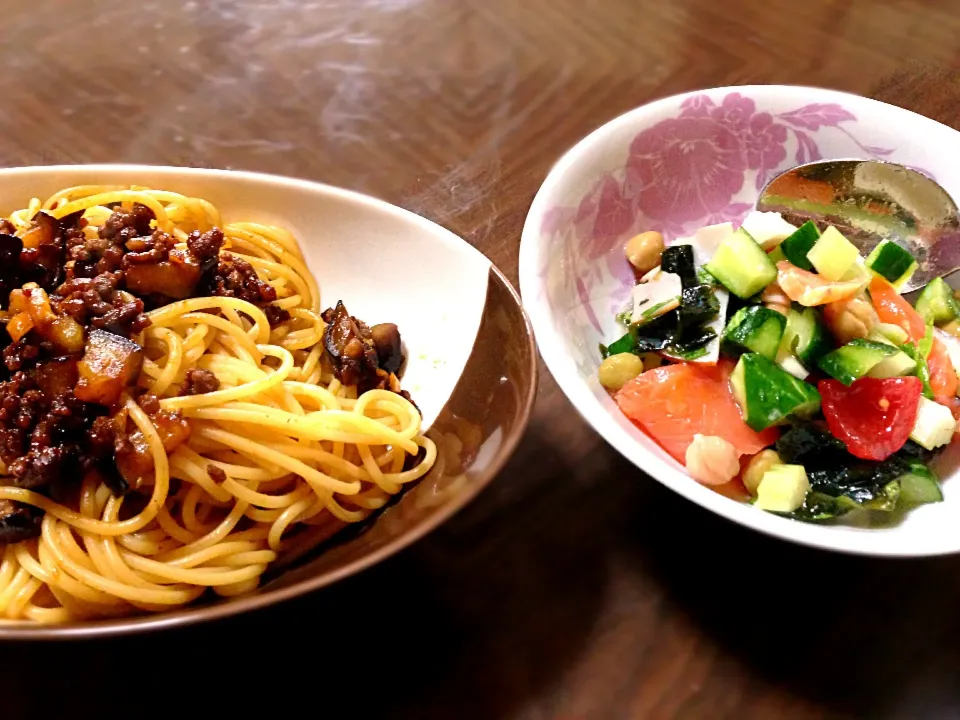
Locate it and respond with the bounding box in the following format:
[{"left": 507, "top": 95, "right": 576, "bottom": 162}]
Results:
[
  {"left": 535, "top": 89, "right": 937, "bottom": 357},
  {"left": 519, "top": 85, "right": 960, "bottom": 556}
]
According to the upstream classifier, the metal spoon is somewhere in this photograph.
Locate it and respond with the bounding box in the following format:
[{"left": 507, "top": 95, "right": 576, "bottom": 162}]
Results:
[{"left": 757, "top": 159, "right": 960, "bottom": 298}]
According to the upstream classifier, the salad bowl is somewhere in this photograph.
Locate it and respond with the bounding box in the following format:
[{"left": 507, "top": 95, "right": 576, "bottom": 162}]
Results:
[{"left": 519, "top": 85, "right": 960, "bottom": 556}]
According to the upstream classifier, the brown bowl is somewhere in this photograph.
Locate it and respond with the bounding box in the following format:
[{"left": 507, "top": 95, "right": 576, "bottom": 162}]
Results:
[
  {"left": 1, "top": 265, "right": 535, "bottom": 639},
  {"left": 0, "top": 166, "right": 537, "bottom": 638}
]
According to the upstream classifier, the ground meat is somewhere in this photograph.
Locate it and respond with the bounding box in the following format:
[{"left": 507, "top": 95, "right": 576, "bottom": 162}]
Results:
[
  {"left": 99, "top": 205, "right": 154, "bottom": 243},
  {"left": 2, "top": 335, "right": 43, "bottom": 373},
  {"left": 55, "top": 272, "right": 150, "bottom": 338},
  {"left": 206, "top": 464, "right": 226, "bottom": 482},
  {"left": 8, "top": 444, "right": 81, "bottom": 490},
  {"left": 0, "top": 219, "right": 14, "bottom": 235},
  {"left": 179, "top": 369, "right": 220, "bottom": 396},
  {"left": 65, "top": 205, "right": 155, "bottom": 279},
  {"left": 186, "top": 228, "right": 224, "bottom": 272},
  {"left": 0, "top": 359, "right": 111, "bottom": 507},
  {"left": 205, "top": 253, "right": 288, "bottom": 325}
]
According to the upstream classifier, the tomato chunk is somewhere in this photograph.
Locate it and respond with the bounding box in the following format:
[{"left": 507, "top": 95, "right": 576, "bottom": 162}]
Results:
[
  {"left": 819, "top": 376, "right": 922, "bottom": 461},
  {"left": 869, "top": 276, "right": 926, "bottom": 342},
  {"left": 927, "top": 336, "right": 958, "bottom": 405}
]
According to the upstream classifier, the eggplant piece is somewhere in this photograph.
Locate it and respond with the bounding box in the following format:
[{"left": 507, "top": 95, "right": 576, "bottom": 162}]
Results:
[
  {"left": 36, "top": 356, "right": 80, "bottom": 399},
  {"left": 322, "top": 301, "right": 380, "bottom": 386},
  {"left": 20, "top": 243, "right": 64, "bottom": 292},
  {"left": 0, "top": 233, "right": 23, "bottom": 310},
  {"left": 115, "top": 429, "right": 153, "bottom": 489},
  {"left": 660, "top": 245, "right": 697, "bottom": 288},
  {"left": 0, "top": 499, "right": 42, "bottom": 543},
  {"left": 371, "top": 323, "right": 404, "bottom": 374},
  {"left": 74, "top": 329, "right": 144, "bottom": 406},
  {"left": 19, "top": 211, "right": 58, "bottom": 249},
  {"left": 123, "top": 248, "right": 202, "bottom": 299}
]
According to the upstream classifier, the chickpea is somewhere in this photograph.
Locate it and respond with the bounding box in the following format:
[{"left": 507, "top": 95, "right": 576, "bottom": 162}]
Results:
[
  {"left": 824, "top": 294, "right": 879, "bottom": 345},
  {"left": 685, "top": 434, "right": 740, "bottom": 486},
  {"left": 625, "top": 231, "right": 665, "bottom": 273},
  {"left": 742, "top": 449, "right": 782, "bottom": 495},
  {"left": 598, "top": 352, "right": 645, "bottom": 390},
  {"left": 943, "top": 320, "right": 960, "bottom": 338}
]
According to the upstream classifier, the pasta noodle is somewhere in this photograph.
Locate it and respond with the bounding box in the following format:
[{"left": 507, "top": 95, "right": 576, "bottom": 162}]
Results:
[{"left": 0, "top": 185, "right": 435, "bottom": 622}]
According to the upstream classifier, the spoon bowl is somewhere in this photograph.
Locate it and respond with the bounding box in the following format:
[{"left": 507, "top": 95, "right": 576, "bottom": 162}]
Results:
[{"left": 757, "top": 159, "right": 960, "bottom": 295}]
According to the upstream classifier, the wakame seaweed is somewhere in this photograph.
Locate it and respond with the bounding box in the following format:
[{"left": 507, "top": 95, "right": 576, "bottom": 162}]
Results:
[
  {"left": 661, "top": 245, "right": 697, "bottom": 288},
  {"left": 678, "top": 285, "right": 719, "bottom": 328},
  {"left": 775, "top": 424, "right": 929, "bottom": 520}
]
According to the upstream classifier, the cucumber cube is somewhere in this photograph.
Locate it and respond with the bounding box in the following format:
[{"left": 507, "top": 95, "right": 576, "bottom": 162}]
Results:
[
  {"left": 915, "top": 277, "right": 960, "bottom": 325},
  {"left": 704, "top": 228, "right": 777, "bottom": 299},
  {"left": 731, "top": 353, "right": 821, "bottom": 431},
  {"left": 866, "top": 239, "right": 918, "bottom": 290},
  {"left": 779, "top": 221, "right": 821, "bottom": 271},
  {"left": 807, "top": 226, "right": 860, "bottom": 281},
  {"left": 909, "top": 395, "right": 957, "bottom": 450},
  {"left": 755, "top": 464, "right": 810, "bottom": 512},
  {"left": 817, "top": 338, "right": 898, "bottom": 385},
  {"left": 723, "top": 306, "right": 786, "bottom": 360}
]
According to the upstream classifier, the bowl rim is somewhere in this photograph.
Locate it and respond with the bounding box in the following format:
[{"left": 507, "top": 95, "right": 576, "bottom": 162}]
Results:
[
  {"left": 519, "top": 84, "right": 960, "bottom": 558},
  {"left": 0, "top": 164, "right": 539, "bottom": 639}
]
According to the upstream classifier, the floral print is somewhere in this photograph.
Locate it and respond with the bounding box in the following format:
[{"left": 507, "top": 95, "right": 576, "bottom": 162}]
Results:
[{"left": 540, "top": 90, "right": 898, "bottom": 334}]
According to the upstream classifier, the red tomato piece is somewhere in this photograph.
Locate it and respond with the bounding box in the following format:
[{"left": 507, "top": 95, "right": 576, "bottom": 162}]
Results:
[
  {"left": 818, "top": 376, "right": 922, "bottom": 461},
  {"left": 927, "top": 336, "right": 958, "bottom": 405},
  {"left": 869, "top": 276, "right": 926, "bottom": 342},
  {"left": 615, "top": 359, "right": 779, "bottom": 464}
]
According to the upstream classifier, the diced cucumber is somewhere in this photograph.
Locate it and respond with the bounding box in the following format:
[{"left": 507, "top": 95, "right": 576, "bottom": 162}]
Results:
[
  {"left": 875, "top": 322, "right": 909, "bottom": 346},
  {"left": 864, "top": 328, "right": 918, "bottom": 377},
  {"left": 900, "top": 342, "right": 934, "bottom": 400},
  {"left": 731, "top": 353, "right": 821, "bottom": 431},
  {"left": 897, "top": 462, "right": 944, "bottom": 505},
  {"left": 909, "top": 395, "right": 957, "bottom": 450},
  {"left": 915, "top": 277, "right": 960, "bottom": 325},
  {"left": 779, "top": 221, "right": 821, "bottom": 271},
  {"left": 866, "top": 239, "right": 918, "bottom": 290},
  {"left": 767, "top": 245, "right": 787, "bottom": 264},
  {"left": 780, "top": 307, "right": 831, "bottom": 366},
  {"left": 817, "top": 338, "right": 897, "bottom": 385},
  {"left": 806, "top": 226, "right": 860, "bottom": 281},
  {"left": 755, "top": 464, "right": 810, "bottom": 512},
  {"left": 866, "top": 350, "right": 918, "bottom": 378},
  {"left": 723, "top": 306, "right": 786, "bottom": 360},
  {"left": 777, "top": 353, "right": 809, "bottom": 380},
  {"left": 704, "top": 228, "right": 777, "bottom": 299},
  {"left": 739, "top": 211, "right": 798, "bottom": 251}
]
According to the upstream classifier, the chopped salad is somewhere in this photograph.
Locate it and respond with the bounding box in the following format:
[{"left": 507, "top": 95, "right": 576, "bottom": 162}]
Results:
[{"left": 599, "top": 213, "right": 960, "bottom": 521}]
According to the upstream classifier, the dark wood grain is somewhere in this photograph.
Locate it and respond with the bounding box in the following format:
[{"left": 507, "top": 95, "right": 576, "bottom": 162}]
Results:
[{"left": 2, "top": 1, "right": 960, "bottom": 718}]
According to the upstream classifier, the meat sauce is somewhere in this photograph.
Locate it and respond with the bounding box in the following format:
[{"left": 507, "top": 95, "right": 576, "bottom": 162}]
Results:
[{"left": 0, "top": 204, "right": 409, "bottom": 542}]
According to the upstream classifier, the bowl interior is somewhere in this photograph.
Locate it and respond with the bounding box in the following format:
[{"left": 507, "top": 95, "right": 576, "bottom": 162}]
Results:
[
  {"left": 0, "top": 165, "right": 537, "bottom": 637},
  {"left": 521, "top": 85, "right": 960, "bottom": 556}
]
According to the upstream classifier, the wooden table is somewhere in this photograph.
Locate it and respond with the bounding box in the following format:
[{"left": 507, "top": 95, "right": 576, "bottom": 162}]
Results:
[{"left": 3, "top": 2, "right": 960, "bottom": 718}]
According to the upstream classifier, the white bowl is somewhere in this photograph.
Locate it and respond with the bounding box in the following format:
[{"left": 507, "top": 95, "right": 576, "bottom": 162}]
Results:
[
  {"left": 0, "top": 165, "right": 539, "bottom": 637},
  {"left": 520, "top": 85, "right": 960, "bottom": 556}
]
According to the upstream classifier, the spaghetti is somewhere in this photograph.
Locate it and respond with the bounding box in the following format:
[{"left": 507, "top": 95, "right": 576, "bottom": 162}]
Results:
[{"left": 0, "top": 185, "right": 435, "bottom": 623}]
